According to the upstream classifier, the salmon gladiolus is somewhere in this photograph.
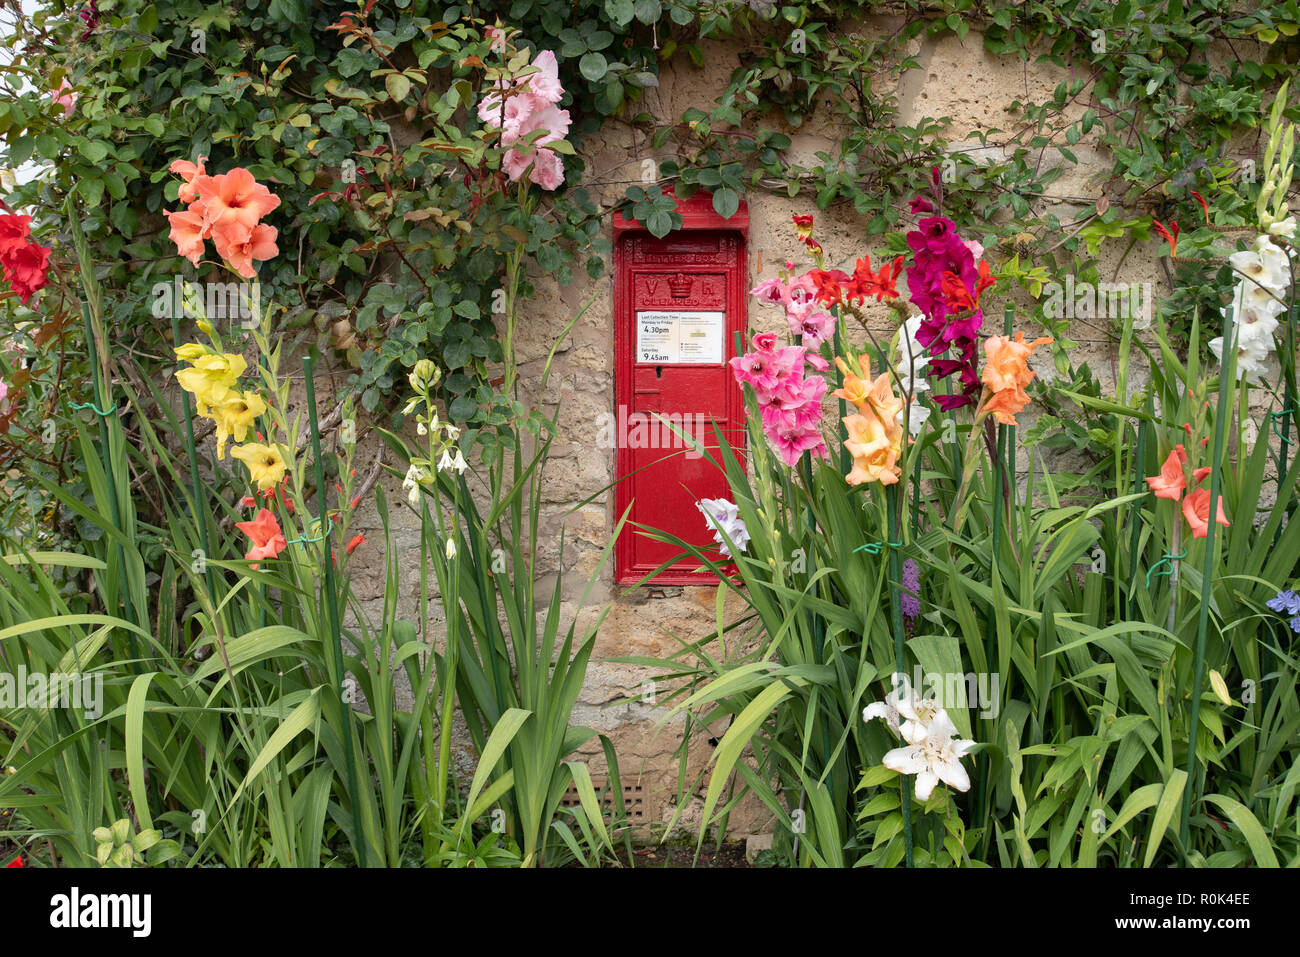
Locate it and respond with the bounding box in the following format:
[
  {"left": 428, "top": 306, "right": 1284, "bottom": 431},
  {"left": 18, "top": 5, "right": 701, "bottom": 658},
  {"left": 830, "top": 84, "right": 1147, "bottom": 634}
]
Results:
[
  {"left": 236, "top": 508, "right": 287, "bottom": 569},
  {"left": 1182, "top": 486, "right": 1230, "bottom": 539},
  {"left": 1145, "top": 445, "right": 1189, "bottom": 500},
  {"left": 195, "top": 168, "right": 281, "bottom": 231},
  {"left": 980, "top": 332, "right": 1053, "bottom": 425}
]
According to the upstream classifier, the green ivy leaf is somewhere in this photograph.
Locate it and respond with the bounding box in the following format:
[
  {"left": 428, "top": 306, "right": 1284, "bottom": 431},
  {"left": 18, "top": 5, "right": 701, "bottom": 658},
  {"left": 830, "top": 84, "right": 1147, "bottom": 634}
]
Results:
[
  {"left": 579, "top": 52, "right": 608, "bottom": 82},
  {"left": 712, "top": 187, "right": 740, "bottom": 220},
  {"left": 605, "top": 0, "right": 635, "bottom": 26}
]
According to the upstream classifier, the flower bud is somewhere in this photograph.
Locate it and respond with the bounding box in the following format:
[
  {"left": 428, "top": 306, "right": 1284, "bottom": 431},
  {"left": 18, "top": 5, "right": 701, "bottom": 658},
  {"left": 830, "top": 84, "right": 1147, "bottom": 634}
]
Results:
[{"left": 409, "top": 359, "right": 439, "bottom": 392}]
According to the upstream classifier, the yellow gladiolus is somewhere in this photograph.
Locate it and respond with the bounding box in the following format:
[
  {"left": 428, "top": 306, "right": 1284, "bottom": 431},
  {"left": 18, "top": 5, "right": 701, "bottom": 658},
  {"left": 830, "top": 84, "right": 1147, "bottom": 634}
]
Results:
[
  {"left": 211, "top": 389, "right": 268, "bottom": 460},
  {"left": 176, "top": 351, "right": 247, "bottom": 414},
  {"left": 231, "top": 442, "right": 287, "bottom": 490}
]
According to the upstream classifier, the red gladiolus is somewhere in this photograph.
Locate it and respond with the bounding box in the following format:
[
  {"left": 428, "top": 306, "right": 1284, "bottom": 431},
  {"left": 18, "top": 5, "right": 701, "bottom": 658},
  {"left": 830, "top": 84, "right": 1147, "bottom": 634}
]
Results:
[
  {"left": 0, "top": 213, "right": 32, "bottom": 248},
  {"left": 847, "top": 255, "right": 903, "bottom": 303},
  {"left": 5, "top": 855, "right": 23, "bottom": 868},
  {"left": 0, "top": 241, "right": 52, "bottom": 304},
  {"left": 1182, "top": 487, "right": 1229, "bottom": 539},
  {"left": 346, "top": 534, "right": 365, "bottom": 555}
]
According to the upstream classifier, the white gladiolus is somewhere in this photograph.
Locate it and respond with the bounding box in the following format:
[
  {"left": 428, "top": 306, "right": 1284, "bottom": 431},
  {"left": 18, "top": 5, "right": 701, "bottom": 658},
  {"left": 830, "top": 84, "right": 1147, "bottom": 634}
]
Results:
[
  {"left": 1268, "top": 216, "right": 1296, "bottom": 240},
  {"left": 1213, "top": 233, "right": 1293, "bottom": 382},
  {"left": 1229, "top": 236, "right": 1290, "bottom": 292},
  {"left": 898, "top": 400, "right": 931, "bottom": 437},
  {"left": 1209, "top": 334, "right": 1271, "bottom": 383},
  {"left": 696, "top": 497, "right": 750, "bottom": 557}
]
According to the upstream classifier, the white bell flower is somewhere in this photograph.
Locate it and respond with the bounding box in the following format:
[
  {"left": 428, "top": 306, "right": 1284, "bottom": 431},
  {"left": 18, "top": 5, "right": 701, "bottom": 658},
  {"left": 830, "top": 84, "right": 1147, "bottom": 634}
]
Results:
[{"left": 437, "top": 448, "right": 468, "bottom": 474}]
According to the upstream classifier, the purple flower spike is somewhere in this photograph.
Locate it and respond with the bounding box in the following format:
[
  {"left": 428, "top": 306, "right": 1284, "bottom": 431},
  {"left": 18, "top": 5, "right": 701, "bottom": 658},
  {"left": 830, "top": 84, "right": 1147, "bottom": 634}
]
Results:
[{"left": 901, "top": 558, "right": 921, "bottom": 622}]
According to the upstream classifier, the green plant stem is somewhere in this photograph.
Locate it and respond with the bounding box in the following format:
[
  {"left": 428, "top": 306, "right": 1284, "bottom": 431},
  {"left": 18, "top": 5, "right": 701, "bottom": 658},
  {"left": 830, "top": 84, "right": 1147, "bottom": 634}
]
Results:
[
  {"left": 303, "top": 353, "right": 366, "bottom": 868},
  {"left": 1127, "top": 408, "right": 1150, "bottom": 618},
  {"left": 976, "top": 416, "right": 1007, "bottom": 852},
  {"left": 1003, "top": 305, "right": 1015, "bottom": 539},
  {"left": 169, "top": 316, "right": 217, "bottom": 605},
  {"left": 886, "top": 483, "right": 913, "bottom": 868},
  {"left": 1179, "top": 307, "right": 1237, "bottom": 851}
]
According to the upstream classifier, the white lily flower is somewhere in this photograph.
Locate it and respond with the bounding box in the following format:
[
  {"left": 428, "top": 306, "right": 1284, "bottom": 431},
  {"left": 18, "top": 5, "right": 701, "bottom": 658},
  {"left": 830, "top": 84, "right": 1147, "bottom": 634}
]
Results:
[
  {"left": 863, "top": 675, "right": 926, "bottom": 739},
  {"left": 882, "top": 710, "right": 975, "bottom": 800},
  {"left": 445, "top": 537, "right": 456, "bottom": 560}
]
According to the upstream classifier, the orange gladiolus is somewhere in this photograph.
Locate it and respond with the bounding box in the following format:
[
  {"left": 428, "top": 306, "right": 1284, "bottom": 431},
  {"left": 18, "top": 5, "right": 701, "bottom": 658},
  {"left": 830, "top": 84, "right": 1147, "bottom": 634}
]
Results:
[
  {"left": 169, "top": 154, "right": 208, "bottom": 204},
  {"left": 833, "top": 354, "right": 904, "bottom": 426},
  {"left": 165, "top": 207, "right": 210, "bottom": 266},
  {"left": 980, "top": 332, "right": 1053, "bottom": 425}
]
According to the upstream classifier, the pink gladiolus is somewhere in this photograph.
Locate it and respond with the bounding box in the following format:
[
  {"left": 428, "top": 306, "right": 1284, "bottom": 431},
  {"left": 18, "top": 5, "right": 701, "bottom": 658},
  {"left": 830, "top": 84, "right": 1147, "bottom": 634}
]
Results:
[
  {"left": 787, "top": 301, "right": 836, "bottom": 347},
  {"left": 750, "top": 278, "right": 788, "bottom": 307}
]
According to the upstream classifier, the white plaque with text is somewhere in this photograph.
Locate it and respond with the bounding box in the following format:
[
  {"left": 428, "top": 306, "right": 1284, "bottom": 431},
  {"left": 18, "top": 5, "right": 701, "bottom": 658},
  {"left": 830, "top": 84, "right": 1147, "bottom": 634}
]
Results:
[{"left": 636, "top": 310, "right": 724, "bottom": 364}]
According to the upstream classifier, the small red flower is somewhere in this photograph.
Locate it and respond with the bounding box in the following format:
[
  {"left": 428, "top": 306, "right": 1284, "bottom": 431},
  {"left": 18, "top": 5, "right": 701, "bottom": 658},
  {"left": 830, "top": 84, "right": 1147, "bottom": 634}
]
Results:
[
  {"left": 345, "top": 534, "right": 365, "bottom": 555},
  {"left": 5, "top": 855, "right": 23, "bottom": 868},
  {"left": 1189, "top": 191, "right": 1210, "bottom": 225},
  {"left": 1152, "top": 219, "right": 1179, "bottom": 258}
]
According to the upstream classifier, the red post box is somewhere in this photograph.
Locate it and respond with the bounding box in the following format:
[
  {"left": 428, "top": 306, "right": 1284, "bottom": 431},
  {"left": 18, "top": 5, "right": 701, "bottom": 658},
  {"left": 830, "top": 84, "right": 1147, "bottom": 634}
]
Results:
[{"left": 612, "top": 190, "right": 748, "bottom": 585}]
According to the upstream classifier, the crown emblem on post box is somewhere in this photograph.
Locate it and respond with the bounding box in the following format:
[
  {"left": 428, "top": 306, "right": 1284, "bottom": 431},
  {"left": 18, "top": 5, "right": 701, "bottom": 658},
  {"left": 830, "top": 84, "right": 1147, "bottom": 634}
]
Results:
[{"left": 668, "top": 273, "right": 694, "bottom": 298}]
